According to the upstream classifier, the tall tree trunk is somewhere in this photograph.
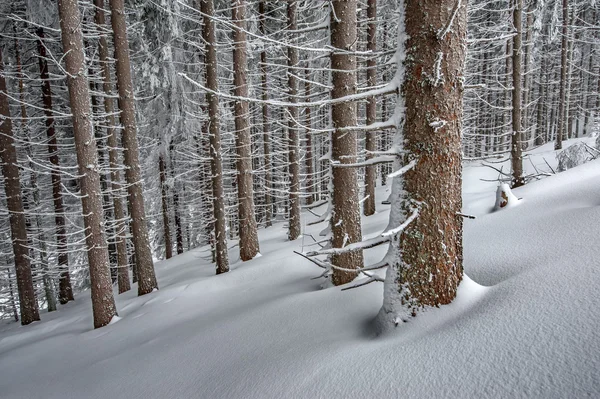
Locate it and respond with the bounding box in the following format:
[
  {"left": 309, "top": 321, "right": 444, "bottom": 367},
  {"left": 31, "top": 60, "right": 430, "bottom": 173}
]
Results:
[
  {"left": 330, "top": 0, "right": 364, "bottom": 285},
  {"left": 379, "top": 0, "right": 466, "bottom": 326},
  {"left": 57, "top": 0, "right": 118, "bottom": 328},
  {"left": 0, "top": 48, "right": 41, "bottom": 325},
  {"left": 556, "top": 0, "right": 569, "bottom": 150},
  {"left": 259, "top": 0, "right": 272, "bottom": 227},
  {"left": 202, "top": 0, "right": 229, "bottom": 274},
  {"left": 232, "top": 0, "right": 260, "bottom": 260},
  {"left": 169, "top": 144, "right": 184, "bottom": 255},
  {"left": 287, "top": 1, "right": 301, "bottom": 240},
  {"left": 159, "top": 154, "right": 173, "bottom": 259},
  {"left": 304, "top": 67, "right": 315, "bottom": 205},
  {"left": 109, "top": 0, "right": 158, "bottom": 294},
  {"left": 363, "top": 0, "right": 377, "bottom": 216},
  {"left": 36, "top": 28, "right": 74, "bottom": 304},
  {"left": 511, "top": 0, "right": 524, "bottom": 188},
  {"left": 93, "top": 0, "right": 130, "bottom": 294}
]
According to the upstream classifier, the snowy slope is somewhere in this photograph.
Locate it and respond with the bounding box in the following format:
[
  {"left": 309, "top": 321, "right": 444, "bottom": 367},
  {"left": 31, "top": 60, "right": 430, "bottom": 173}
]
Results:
[{"left": 1, "top": 140, "right": 599, "bottom": 398}]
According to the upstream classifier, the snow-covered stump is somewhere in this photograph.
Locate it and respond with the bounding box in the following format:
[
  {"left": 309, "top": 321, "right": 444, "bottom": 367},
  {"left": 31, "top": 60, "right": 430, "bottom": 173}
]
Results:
[{"left": 493, "top": 183, "right": 520, "bottom": 210}]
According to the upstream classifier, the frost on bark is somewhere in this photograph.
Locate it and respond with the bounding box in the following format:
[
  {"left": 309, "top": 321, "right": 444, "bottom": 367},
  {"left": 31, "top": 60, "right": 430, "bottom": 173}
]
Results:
[
  {"left": 363, "top": 0, "right": 377, "bottom": 216},
  {"left": 94, "top": 0, "right": 130, "bottom": 294},
  {"left": 556, "top": 0, "right": 569, "bottom": 150},
  {"left": 57, "top": 0, "right": 117, "bottom": 328},
  {"left": 511, "top": 0, "right": 524, "bottom": 188},
  {"left": 304, "top": 67, "right": 315, "bottom": 205},
  {"left": 259, "top": 0, "right": 272, "bottom": 227},
  {"left": 287, "top": 0, "right": 301, "bottom": 241},
  {"left": 109, "top": 0, "right": 158, "bottom": 294},
  {"left": 330, "top": 0, "right": 364, "bottom": 285},
  {"left": 201, "top": 0, "right": 229, "bottom": 274},
  {"left": 159, "top": 154, "right": 173, "bottom": 259},
  {"left": 378, "top": 0, "right": 466, "bottom": 326},
  {"left": 37, "top": 28, "right": 74, "bottom": 304},
  {"left": 0, "top": 48, "right": 40, "bottom": 326},
  {"left": 232, "top": 0, "right": 260, "bottom": 261}
]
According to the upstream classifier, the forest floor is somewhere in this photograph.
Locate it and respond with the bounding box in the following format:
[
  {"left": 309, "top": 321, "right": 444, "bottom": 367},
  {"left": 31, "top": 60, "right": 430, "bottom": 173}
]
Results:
[{"left": 0, "top": 137, "right": 599, "bottom": 398}]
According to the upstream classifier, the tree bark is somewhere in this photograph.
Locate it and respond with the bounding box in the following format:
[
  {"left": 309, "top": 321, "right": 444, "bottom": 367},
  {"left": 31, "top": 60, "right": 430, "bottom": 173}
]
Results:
[
  {"left": 304, "top": 67, "right": 315, "bottom": 205},
  {"left": 330, "top": 0, "right": 364, "bottom": 285},
  {"left": 57, "top": 0, "right": 118, "bottom": 328},
  {"left": 511, "top": 0, "right": 524, "bottom": 188},
  {"left": 287, "top": 1, "right": 301, "bottom": 240},
  {"left": 202, "top": 0, "right": 229, "bottom": 274},
  {"left": 36, "top": 28, "right": 75, "bottom": 304},
  {"left": 93, "top": 0, "right": 130, "bottom": 294},
  {"left": 363, "top": 0, "right": 377, "bottom": 216},
  {"left": 556, "top": 0, "right": 569, "bottom": 150},
  {"left": 258, "top": 0, "right": 272, "bottom": 227},
  {"left": 380, "top": 0, "right": 466, "bottom": 323},
  {"left": 159, "top": 154, "right": 173, "bottom": 259},
  {"left": 0, "top": 48, "right": 40, "bottom": 325},
  {"left": 109, "top": 0, "right": 158, "bottom": 294},
  {"left": 232, "top": 0, "right": 260, "bottom": 261}
]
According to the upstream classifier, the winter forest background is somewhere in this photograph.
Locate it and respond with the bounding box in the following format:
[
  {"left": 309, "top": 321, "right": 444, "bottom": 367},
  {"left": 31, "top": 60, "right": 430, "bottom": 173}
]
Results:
[{"left": 0, "top": 0, "right": 599, "bottom": 397}]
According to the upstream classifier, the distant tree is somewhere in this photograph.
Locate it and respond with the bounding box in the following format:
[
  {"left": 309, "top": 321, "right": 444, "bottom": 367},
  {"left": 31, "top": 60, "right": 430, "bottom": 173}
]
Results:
[{"left": 0, "top": 48, "right": 40, "bottom": 325}]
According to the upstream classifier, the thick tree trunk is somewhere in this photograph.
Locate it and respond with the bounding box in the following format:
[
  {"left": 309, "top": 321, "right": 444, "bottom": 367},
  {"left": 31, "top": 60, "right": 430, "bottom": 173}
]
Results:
[
  {"left": 379, "top": 0, "right": 466, "bottom": 324},
  {"left": 330, "top": 0, "right": 364, "bottom": 285},
  {"left": 511, "top": 0, "right": 524, "bottom": 188},
  {"left": 287, "top": 1, "right": 301, "bottom": 241},
  {"left": 57, "top": 0, "right": 119, "bottom": 328},
  {"left": 556, "top": 0, "right": 569, "bottom": 150},
  {"left": 0, "top": 48, "right": 40, "bottom": 325},
  {"left": 109, "top": 0, "right": 158, "bottom": 294},
  {"left": 202, "top": 0, "right": 229, "bottom": 274},
  {"left": 93, "top": 0, "right": 130, "bottom": 294},
  {"left": 159, "top": 154, "right": 173, "bottom": 259},
  {"left": 36, "top": 28, "right": 74, "bottom": 304},
  {"left": 232, "top": 0, "right": 260, "bottom": 260},
  {"left": 363, "top": 0, "right": 377, "bottom": 216}
]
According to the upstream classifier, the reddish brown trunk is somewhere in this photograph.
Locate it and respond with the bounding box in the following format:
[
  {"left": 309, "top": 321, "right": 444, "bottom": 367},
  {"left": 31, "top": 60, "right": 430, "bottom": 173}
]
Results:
[
  {"left": 363, "top": 0, "right": 377, "bottom": 216},
  {"left": 232, "top": 0, "right": 260, "bottom": 260},
  {"left": 109, "top": 0, "right": 158, "bottom": 294},
  {"left": 36, "top": 28, "right": 74, "bottom": 304},
  {"left": 330, "top": 0, "right": 364, "bottom": 285},
  {"left": 0, "top": 48, "right": 40, "bottom": 326},
  {"left": 57, "top": 0, "right": 118, "bottom": 328},
  {"left": 93, "top": 0, "right": 130, "bottom": 293}
]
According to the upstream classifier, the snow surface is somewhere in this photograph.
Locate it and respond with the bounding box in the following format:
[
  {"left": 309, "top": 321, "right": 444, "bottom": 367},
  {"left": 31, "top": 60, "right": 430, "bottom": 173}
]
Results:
[{"left": 1, "top": 138, "right": 599, "bottom": 398}]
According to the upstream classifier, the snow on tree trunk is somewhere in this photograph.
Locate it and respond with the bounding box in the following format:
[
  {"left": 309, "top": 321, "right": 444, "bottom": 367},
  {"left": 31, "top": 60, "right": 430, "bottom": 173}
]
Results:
[
  {"left": 287, "top": 0, "right": 301, "bottom": 241},
  {"left": 330, "top": 0, "right": 364, "bottom": 285},
  {"left": 231, "top": 0, "right": 260, "bottom": 261},
  {"left": 36, "top": 28, "right": 75, "bottom": 304},
  {"left": 93, "top": 0, "right": 130, "bottom": 294},
  {"left": 56, "top": 0, "right": 117, "bottom": 328},
  {"left": 258, "top": 0, "right": 272, "bottom": 228},
  {"left": 378, "top": 0, "right": 466, "bottom": 327},
  {"left": 494, "top": 183, "right": 521, "bottom": 210},
  {"left": 556, "top": 0, "right": 569, "bottom": 150},
  {"left": 0, "top": 48, "right": 40, "bottom": 326},
  {"left": 363, "top": 0, "right": 377, "bottom": 217},
  {"left": 201, "top": 0, "right": 229, "bottom": 274},
  {"left": 109, "top": 0, "right": 158, "bottom": 295},
  {"left": 159, "top": 154, "right": 173, "bottom": 259},
  {"left": 511, "top": 0, "right": 524, "bottom": 188}
]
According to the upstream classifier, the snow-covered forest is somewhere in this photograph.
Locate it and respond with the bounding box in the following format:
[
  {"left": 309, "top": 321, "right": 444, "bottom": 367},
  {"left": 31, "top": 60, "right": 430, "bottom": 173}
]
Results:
[{"left": 0, "top": 0, "right": 599, "bottom": 397}]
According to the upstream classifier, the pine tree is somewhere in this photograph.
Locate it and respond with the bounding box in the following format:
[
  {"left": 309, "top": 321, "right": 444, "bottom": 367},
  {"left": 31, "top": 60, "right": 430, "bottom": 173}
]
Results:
[
  {"left": 0, "top": 48, "right": 40, "bottom": 326},
  {"left": 330, "top": 0, "right": 364, "bottom": 285},
  {"left": 109, "top": 0, "right": 158, "bottom": 295},
  {"left": 56, "top": 0, "right": 117, "bottom": 328},
  {"left": 231, "top": 0, "right": 260, "bottom": 261},
  {"left": 378, "top": 0, "right": 467, "bottom": 326}
]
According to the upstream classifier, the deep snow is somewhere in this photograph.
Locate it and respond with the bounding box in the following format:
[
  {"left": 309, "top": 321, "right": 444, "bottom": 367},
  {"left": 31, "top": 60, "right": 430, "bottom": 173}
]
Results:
[{"left": 0, "top": 138, "right": 599, "bottom": 398}]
